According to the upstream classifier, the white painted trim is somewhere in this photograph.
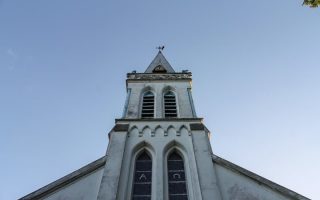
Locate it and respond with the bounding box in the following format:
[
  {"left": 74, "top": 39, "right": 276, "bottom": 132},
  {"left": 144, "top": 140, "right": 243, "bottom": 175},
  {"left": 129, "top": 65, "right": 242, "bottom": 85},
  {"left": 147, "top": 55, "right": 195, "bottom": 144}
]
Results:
[{"left": 122, "top": 88, "right": 132, "bottom": 118}]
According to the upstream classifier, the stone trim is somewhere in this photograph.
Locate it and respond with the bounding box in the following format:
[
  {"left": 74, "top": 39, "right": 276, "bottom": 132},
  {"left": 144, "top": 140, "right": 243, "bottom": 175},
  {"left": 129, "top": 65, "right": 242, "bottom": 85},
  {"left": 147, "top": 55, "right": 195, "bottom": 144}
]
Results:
[
  {"left": 190, "top": 123, "right": 205, "bottom": 131},
  {"left": 19, "top": 156, "right": 107, "bottom": 200},
  {"left": 122, "top": 88, "right": 131, "bottom": 118},
  {"left": 113, "top": 124, "right": 130, "bottom": 132},
  {"left": 126, "top": 73, "right": 192, "bottom": 81},
  {"left": 127, "top": 79, "right": 192, "bottom": 83},
  {"left": 212, "top": 155, "right": 311, "bottom": 200},
  {"left": 187, "top": 88, "right": 197, "bottom": 117},
  {"left": 116, "top": 118, "right": 203, "bottom": 123}
]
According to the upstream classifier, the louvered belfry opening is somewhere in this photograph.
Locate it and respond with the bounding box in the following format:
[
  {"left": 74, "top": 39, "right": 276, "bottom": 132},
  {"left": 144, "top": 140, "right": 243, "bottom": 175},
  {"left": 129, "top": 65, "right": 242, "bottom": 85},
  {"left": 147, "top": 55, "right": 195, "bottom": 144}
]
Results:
[
  {"left": 141, "top": 91, "right": 154, "bottom": 118},
  {"left": 164, "top": 91, "right": 177, "bottom": 118},
  {"left": 167, "top": 152, "right": 188, "bottom": 200},
  {"left": 132, "top": 151, "right": 152, "bottom": 200}
]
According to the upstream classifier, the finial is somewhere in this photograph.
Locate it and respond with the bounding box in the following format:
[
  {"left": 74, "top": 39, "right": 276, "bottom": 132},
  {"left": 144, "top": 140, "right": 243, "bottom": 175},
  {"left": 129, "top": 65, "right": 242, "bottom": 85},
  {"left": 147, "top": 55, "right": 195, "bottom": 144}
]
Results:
[{"left": 156, "top": 45, "right": 165, "bottom": 52}]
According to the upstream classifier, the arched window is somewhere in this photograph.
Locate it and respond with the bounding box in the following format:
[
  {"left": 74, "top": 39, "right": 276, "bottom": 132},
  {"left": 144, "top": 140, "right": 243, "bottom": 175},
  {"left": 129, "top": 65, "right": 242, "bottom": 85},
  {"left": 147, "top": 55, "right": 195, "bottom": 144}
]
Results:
[
  {"left": 141, "top": 91, "right": 155, "bottom": 118},
  {"left": 164, "top": 91, "right": 177, "bottom": 118},
  {"left": 132, "top": 151, "right": 152, "bottom": 200},
  {"left": 167, "top": 151, "right": 188, "bottom": 200}
]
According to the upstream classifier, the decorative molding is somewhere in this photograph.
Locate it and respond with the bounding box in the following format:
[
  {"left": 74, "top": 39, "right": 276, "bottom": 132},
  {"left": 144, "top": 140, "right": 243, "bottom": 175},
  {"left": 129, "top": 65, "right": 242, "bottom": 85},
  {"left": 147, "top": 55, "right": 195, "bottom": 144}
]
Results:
[
  {"left": 164, "top": 130, "right": 168, "bottom": 136},
  {"left": 127, "top": 73, "right": 192, "bottom": 81},
  {"left": 128, "top": 126, "right": 139, "bottom": 137},
  {"left": 176, "top": 130, "right": 181, "bottom": 136},
  {"left": 190, "top": 123, "right": 205, "bottom": 131},
  {"left": 154, "top": 125, "right": 164, "bottom": 137},
  {"left": 116, "top": 118, "right": 203, "bottom": 123},
  {"left": 113, "top": 124, "right": 130, "bottom": 132},
  {"left": 127, "top": 123, "right": 204, "bottom": 137}
]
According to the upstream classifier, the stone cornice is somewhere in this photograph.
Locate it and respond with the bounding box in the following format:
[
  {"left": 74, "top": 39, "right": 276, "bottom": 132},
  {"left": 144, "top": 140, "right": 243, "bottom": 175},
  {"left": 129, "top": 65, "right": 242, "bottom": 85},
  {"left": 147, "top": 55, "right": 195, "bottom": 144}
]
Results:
[
  {"left": 126, "top": 72, "right": 192, "bottom": 81},
  {"left": 115, "top": 118, "right": 203, "bottom": 123}
]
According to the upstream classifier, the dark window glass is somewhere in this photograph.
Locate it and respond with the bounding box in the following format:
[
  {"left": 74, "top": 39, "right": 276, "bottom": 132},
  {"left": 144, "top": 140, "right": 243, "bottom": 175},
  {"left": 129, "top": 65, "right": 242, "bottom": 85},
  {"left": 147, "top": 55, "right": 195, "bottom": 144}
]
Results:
[
  {"left": 164, "top": 91, "right": 177, "bottom": 118},
  {"left": 168, "top": 152, "right": 188, "bottom": 200},
  {"left": 141, "top": 92, "right": 154, "bottom": 118},
  {"left": 132, "top": 152, "right": 152, "bottom": 200}
]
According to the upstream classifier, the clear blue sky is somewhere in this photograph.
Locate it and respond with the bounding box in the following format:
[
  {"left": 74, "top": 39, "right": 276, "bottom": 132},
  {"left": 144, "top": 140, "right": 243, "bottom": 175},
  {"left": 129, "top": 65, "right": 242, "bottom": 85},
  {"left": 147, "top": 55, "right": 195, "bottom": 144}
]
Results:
[{"left": 0, "top": 1, "right": 319, "bottom": 199}]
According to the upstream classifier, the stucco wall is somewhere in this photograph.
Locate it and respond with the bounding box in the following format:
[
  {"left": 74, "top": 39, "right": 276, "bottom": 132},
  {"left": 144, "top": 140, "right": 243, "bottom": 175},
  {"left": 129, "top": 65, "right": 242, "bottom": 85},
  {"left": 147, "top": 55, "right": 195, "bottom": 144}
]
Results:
[
  {"left": 215, "top": 164, "right": 292, "bottom": 200},
  {"left": 110, "top": 120, "right": 203, "bottom": 200},
  {"left": 43, "top": 167, "right": 104, "bottom": 200},
  {"left": 191, "top": 130, "right": 223, "bottom": 199}
]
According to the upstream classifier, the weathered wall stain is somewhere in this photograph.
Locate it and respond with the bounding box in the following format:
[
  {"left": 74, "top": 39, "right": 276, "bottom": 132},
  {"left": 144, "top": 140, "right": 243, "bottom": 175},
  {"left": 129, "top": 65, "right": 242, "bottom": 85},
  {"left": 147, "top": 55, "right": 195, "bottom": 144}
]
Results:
[{"left": 228, "top": 184, "right": 260, "bottom": 200}]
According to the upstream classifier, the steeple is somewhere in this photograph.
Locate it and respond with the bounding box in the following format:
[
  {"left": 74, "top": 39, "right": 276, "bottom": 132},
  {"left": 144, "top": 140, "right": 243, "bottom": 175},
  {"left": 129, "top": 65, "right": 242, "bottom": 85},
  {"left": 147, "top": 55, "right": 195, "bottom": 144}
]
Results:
[
  {"left": 145, "top": 51, "right": 175, "bottom": 73},
  {"left": 20, "top": 50, "right": 311, "bottom": 200},
  {"left": 125, "top": 51, "right": 195, "bottom": 119}
]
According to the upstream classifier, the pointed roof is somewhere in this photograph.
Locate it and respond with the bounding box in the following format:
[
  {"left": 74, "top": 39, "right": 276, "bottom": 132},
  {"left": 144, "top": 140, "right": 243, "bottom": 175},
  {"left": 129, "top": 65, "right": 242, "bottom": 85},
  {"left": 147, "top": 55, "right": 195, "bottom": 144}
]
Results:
[{"left": 145, "top": 51, "right": 175, "bottom": 73}]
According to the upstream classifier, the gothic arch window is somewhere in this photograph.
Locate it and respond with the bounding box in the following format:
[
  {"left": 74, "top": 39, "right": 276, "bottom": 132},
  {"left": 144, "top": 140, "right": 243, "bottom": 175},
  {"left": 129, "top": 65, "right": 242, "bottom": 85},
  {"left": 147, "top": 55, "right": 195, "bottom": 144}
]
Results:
[
  {"left": 164, "top": 91, "right": 177, "bottom": 118},
  {"left": 132, "top": 151, "right": 152, "bottom": 200},
  {"left": 167, "top": 151, "right": 188, "bottom": 200},
  {"left": 141, "top": 91, "right": 155, "bottom": 118}
]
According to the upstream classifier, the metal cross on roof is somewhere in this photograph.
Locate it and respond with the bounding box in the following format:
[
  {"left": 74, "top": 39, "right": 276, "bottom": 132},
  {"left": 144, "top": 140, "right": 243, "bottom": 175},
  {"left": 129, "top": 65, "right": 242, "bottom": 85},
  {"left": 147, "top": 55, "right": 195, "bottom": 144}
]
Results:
[{"left": 156, "top": 45, "right": 165, "bottom": 51}]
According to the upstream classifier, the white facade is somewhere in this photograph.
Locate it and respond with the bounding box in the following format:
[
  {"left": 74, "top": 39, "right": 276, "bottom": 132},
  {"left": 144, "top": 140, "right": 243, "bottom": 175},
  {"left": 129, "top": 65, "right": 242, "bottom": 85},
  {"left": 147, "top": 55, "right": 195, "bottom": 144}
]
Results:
[
  {"left": 20, "top": 51, "right": 310, "bottom": 200},
  {"left": 45, "top": 168, "right": 104, "bottom": 200}
]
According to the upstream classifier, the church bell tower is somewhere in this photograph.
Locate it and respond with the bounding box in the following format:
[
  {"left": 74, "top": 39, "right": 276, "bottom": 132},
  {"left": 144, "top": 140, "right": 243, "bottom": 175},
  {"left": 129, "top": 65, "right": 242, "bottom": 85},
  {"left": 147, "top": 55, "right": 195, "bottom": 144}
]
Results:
[
  {"left": 97, "top": 49, "right": 222, "bottom": 200},
  {"left": 20, "top": 49, "right": 310, "bottom": 200}
]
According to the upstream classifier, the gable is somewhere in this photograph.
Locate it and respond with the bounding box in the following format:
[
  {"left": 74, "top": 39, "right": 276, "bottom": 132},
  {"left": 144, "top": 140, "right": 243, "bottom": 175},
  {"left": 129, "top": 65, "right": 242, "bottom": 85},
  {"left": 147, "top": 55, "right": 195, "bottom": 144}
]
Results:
[
  {"left": 145, "top": 51, "right": 175, "bottom": 73},
  {"left": 19, "top": 156, "right": 106, "bottom": 200},
  {"left": 212, "top": 155, "right": 310, "bottom": 200}
]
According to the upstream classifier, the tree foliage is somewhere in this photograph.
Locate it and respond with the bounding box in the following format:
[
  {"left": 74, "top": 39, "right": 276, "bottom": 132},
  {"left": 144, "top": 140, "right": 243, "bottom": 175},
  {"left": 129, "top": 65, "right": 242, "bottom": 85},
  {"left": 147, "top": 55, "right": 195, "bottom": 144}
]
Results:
[{"left": 303, "top": 0, "right": 320, "bottom": 7}]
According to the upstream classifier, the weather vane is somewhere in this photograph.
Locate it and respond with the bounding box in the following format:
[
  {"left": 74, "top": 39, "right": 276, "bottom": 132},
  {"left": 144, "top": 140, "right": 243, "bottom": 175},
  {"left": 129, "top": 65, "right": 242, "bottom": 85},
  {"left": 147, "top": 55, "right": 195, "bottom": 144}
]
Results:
[{"left": 156, "top": 45, "right": 165, "bottom": 52}]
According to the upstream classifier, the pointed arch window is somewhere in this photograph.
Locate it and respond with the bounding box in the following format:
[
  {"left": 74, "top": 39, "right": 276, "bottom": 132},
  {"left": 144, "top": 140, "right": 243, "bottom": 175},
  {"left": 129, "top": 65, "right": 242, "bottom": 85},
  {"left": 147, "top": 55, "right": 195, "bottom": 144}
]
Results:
[
  {"left": 141, "top": 91, "right": 155, "bottom": 118},
  {"left": 167, "top": 151, "right": 188, "bottom": 200},
  {"left": 164, "top": 91, "right": 177, "bottom": 118},
  {"left": 132, "top": 151, "right": 152, "bottom": 200}
]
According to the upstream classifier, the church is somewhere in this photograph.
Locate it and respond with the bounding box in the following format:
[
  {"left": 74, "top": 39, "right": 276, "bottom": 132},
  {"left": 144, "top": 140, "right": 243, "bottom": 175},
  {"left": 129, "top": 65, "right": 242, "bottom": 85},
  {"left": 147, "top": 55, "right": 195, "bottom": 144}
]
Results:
[{"left": 20, "top": 50, "right": 310, "bottom": 200}]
